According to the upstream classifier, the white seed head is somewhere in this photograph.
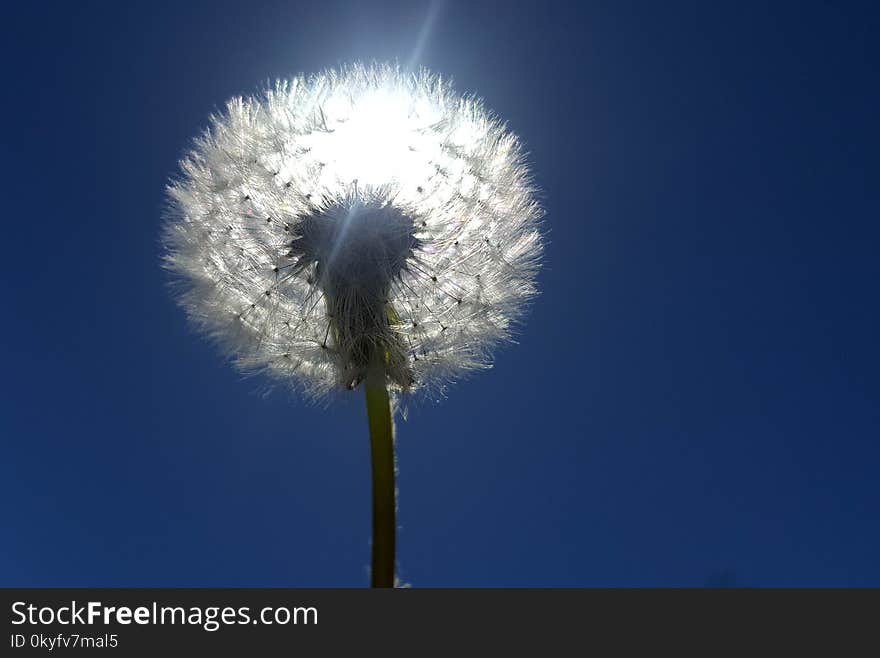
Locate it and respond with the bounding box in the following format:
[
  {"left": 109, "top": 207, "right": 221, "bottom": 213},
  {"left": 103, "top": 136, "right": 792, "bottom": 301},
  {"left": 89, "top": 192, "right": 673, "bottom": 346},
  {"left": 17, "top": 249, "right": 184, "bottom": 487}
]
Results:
[{"left": 163, "top": 63, "right": 543, "bottom": 399}]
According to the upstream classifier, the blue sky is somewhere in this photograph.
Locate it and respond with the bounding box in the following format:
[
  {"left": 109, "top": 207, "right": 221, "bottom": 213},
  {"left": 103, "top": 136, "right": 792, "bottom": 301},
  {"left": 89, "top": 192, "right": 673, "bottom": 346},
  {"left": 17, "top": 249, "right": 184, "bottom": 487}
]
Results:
[{"left": 1, "top": 0, "right": 878, "bottom": 586}]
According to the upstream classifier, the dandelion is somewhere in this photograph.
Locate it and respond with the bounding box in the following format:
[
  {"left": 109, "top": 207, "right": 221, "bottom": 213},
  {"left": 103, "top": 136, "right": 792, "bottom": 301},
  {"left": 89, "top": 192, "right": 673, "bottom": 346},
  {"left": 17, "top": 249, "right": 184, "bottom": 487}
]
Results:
[{"left": 163, "top": 63, "right": 543, "bottom": 586}]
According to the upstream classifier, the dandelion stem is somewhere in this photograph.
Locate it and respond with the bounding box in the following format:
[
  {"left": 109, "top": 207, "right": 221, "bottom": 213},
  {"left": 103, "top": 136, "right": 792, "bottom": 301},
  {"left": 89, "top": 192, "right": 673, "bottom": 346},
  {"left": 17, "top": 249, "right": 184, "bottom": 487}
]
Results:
[{"left": 364, "top": 370, "right": 395, "bottom": 587}]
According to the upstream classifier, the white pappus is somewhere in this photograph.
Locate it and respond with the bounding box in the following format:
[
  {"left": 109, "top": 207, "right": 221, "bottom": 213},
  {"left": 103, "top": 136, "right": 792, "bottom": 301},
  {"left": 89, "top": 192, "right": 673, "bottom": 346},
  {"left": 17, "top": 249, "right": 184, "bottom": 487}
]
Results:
[{"left": 163, "top": 63, "right": 544, "bottom": 399}]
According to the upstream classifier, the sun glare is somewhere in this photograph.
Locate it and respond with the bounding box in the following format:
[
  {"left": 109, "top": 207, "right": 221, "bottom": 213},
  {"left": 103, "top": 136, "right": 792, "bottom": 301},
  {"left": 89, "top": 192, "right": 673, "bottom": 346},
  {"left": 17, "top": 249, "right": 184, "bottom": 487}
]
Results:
[{"left": 298, "top": 87, "right": 443, "bottom": 189}]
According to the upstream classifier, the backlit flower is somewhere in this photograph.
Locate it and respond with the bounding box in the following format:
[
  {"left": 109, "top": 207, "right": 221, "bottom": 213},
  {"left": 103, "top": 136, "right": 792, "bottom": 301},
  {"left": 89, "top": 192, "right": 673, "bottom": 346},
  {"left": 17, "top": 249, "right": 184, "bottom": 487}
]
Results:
[{"left": 163, "top": 63, "right": 543, "bottom": 398}]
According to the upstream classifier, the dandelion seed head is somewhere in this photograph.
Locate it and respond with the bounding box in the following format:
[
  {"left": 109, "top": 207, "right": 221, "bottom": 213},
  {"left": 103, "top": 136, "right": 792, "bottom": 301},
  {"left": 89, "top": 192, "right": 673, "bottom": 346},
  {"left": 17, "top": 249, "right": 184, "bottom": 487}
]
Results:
[{"left": 163, "top": 63, "right": 543, "bottom": 398}]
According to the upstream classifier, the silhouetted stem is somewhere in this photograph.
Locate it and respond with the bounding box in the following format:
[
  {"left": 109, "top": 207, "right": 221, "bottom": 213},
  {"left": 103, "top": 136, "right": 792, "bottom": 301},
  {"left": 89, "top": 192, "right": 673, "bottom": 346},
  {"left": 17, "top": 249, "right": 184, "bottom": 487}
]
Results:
[{"left": 364, "top": 371, "right": 395, "bottom": 587}]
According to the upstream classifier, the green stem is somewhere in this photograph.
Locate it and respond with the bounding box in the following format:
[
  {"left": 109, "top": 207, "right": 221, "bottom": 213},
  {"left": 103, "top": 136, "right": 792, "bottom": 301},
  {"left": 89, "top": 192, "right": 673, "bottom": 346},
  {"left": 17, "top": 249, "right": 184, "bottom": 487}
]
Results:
[{"left": 364, "top": 371, "right": 395, "bottom": 587}]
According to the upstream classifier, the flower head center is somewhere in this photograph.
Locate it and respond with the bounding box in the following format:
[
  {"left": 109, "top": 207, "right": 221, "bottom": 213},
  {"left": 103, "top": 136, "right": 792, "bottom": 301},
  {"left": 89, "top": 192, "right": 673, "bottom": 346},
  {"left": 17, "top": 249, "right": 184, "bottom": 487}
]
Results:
[{"left": 287, "top": 198, "right": 420, "bottom": 387}]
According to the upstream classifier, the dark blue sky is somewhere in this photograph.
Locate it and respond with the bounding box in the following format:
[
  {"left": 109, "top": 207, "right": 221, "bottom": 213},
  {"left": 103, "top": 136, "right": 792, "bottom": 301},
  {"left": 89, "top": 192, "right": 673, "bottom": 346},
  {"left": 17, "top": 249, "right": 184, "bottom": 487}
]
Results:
[{"left": 2, "top": 1, "right": 878, "bottom": 586}]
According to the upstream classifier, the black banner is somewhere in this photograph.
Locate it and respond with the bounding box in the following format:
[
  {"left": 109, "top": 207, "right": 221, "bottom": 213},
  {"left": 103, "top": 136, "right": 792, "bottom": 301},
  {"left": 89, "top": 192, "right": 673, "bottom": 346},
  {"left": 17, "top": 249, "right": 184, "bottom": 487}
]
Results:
[{"left": 2, "top": 589, "right": 876, "bottom": 654}]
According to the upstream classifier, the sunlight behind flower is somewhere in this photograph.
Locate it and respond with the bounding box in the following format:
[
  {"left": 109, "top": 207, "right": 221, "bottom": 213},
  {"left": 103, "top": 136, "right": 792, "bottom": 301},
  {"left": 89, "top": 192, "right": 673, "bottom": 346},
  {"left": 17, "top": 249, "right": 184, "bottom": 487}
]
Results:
[
  {"left": 165, "top": 64, "right": 542, "bottom": 398},
  {"left": 296, "top": 87, "right": 443, "bottom": 188}
]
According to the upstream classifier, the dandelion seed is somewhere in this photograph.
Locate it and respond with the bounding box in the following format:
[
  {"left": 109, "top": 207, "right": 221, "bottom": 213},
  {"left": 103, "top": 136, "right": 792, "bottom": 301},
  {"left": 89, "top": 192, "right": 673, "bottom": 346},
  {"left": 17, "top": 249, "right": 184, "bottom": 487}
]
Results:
[{"left": 162, "top": 63, "right": 544, "bottom": 587}]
